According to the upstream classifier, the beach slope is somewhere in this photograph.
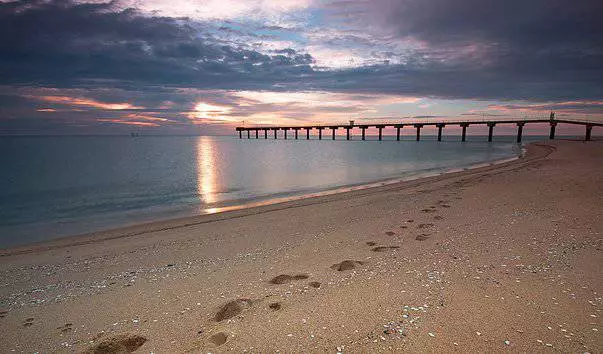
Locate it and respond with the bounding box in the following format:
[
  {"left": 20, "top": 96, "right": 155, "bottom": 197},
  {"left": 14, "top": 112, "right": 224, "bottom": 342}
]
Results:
[{"left": 0, "top": 140, "right": 601, "bottom": 353}]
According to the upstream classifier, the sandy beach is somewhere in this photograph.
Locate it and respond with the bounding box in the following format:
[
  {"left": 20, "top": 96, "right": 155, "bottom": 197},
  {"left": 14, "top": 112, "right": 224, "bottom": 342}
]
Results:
[{"left": 0, "top": 140, "right": 601, "bottom": 353}]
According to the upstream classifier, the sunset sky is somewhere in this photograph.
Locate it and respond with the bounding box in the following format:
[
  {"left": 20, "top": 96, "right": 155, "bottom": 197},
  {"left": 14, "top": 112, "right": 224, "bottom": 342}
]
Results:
[{"left": 1, "top": 0, "right": 602, "bottom": 135}]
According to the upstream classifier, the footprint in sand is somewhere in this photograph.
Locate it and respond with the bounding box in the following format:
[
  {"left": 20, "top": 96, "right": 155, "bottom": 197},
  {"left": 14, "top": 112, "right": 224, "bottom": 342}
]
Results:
[
  {"left": 385, "top": 231, "right": 396, "bottom": 236},
  {"left": 366, "top": 241, "right": 377, "bottom": 246},
  {"left": 268, "top": 302, "right": 282, "bottom": 311},
  {"left": 421, "top": 208, "right": 437, "bottom": 213},
  {"left": 441, "top": 204, "right": 451, "bottom": 208},
  {"left": 371, "top": 246, "right": 400, "bottom": 252},
  {"left": 400, "top": 225, "right": 408, "bottom": 229},
  {"left": 407, "top": 219, "right": 414, "bottom": 223},
  {"left": 208, "top": 332, "right": 229, "bottom": 347},
  {"left": 22, "top": 318, "right": 34, "bottom": 327},
  {"left": 0, "top": 311, "right": 7, "bottom": 319},
  {"left": 434, "top": 215, "right": 443, "bottom": 220},
  {"left": 269, "top": 274, "right": 309, "bottom": 285},
  {"left": 416, "top": 234, "right": 430, "bottom": 241},
  {"left": 417, "top": 223, "right": 434, "bottom": 229},
  {"left": 308, "top": 281, "right": 322, "bottom": 288},
  {"left": 84, "top": 334, "right": 147, "bottom": 353},
  {"left": 330, "top": 260, "right": 365, "bottom": 271},
  {"left": 269, "top": 302, "right": 282, "bottom": 311},
  {"left": 214, "top": 298, "right": 253, "bottom": 322},
  {"left": 58, "top": 323, "right": 73, "bottom": 333}
]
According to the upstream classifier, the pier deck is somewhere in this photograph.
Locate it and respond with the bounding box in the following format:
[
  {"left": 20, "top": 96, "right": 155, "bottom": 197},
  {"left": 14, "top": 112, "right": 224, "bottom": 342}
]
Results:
[{"left": 236, "top": 115, "right": 602, "bottom": 142}]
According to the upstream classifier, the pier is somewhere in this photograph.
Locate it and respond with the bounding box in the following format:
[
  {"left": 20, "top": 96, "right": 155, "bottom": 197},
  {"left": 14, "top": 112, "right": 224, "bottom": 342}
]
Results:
[{"left": 236, "top": 113, "right": 601, "bottom": 142}]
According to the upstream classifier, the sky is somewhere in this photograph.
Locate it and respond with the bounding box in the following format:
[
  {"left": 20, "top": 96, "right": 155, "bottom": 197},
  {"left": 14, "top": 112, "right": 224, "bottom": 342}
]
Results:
[{"left": 0, "top": 0, "right": 602, "bottom": 135}]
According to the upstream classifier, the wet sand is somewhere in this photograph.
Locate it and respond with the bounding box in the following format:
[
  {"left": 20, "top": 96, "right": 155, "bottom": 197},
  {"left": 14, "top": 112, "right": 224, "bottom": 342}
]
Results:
[{"left": 0, "top": 140, "right": 601, "bottom": 353}]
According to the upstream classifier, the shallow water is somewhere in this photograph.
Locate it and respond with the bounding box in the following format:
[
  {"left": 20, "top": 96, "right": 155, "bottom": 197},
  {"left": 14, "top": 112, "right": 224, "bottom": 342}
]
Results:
[{"left": 0, "top": 134, "right": 550, "bottom": 247}]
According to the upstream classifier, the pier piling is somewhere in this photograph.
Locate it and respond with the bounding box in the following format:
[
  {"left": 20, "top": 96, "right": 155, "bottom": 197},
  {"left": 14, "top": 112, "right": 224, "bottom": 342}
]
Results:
[
  {"left": 487, "top": 123, "right": 495, "bottom": 142},
  {"left": 436, "top": 124, "right": 444, "bottom": 141},
  {"left": 395, "top": 125, "right": 403, "bottom": 141},
  {"left": 376, "top": 125, "right": 385, "bottom": 141},
  {"left": 317, "top": 127, "right": 323, "bottom": 140},
  {"left": 516, "top": 122, "right": 525, "bottom": 143},
  {"left": 361, "top": 126, "right": 367, "bottom": 140},
  {"left": 586, "top": 125, "right": 593, "bottom": 141},
  {"left": 264, "top": 129, "right": 268, "bottom": 139},
  {"left": 239, "top": 130, "right": 242, "bottom": 139},
  {"left": 461, "top": 123, "right": 469, "bottom": 142},
  {"left": 247, "top": 130, "right": 250, "bottom": 139},
  {"left": 549, "top": 122, "right": 557, "bottom": 139},
  {"left": 306, "top": 128, "right": 310, "bottom": 140},
  {"left": 414, "top": 124, "right": 423, "bottom": 141},
  {"left": 345, "top": 127, "right": 351, "bottom": 140}
]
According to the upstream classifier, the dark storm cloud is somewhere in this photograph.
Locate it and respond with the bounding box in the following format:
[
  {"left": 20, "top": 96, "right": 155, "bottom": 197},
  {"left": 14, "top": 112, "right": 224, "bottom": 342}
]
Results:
[
  {"left": 322, "top": 0, "right": 603, "bottom": 101},
  {"left": 0, "top": 0, "right": 314, "bottom": 89}
]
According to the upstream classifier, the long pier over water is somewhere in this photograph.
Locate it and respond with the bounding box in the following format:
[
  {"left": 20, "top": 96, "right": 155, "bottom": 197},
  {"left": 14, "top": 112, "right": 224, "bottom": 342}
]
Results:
[{"left": 236, "top": 114, "right": 602, "bottom": 142}]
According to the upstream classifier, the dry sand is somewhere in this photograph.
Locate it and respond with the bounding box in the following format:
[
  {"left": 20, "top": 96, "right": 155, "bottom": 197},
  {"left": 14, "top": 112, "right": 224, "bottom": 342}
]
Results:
[{"left": 0, "top": 140, "right": 601, "bottom": 353}]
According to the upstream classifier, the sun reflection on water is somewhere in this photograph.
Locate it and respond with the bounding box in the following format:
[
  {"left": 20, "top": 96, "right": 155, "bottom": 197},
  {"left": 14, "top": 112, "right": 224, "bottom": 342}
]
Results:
[{"left": 195, "top": 136, "right": 219, "bottom": 205}]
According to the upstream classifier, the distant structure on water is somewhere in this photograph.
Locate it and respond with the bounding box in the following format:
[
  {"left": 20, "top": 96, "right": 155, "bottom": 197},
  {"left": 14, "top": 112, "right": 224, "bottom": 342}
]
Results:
[{"left": 236, "top": 112, "right": 601, "bottom": 142}]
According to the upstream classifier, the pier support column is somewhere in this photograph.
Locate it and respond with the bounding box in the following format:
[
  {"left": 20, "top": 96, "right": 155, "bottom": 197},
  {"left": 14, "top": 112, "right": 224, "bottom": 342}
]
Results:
[
  {"left": 377, "top": 126, "right": 383, "bottom": 141},
  {"left": 331, "top": 127, "right": 336, "bottom": 140},
  {"left": 436, "top": 124, "right": 444, "bottom": 141},
  {"left": 549, "top": 122, "right": 557, "bottom": 139},
  {"left": 487, "top": 123, "right": 495, "bottom": 142},
  {"left": 516, "top": 122, "right": 525, "bottom": 143},
  {"left": 318, "top": 128, "right": 323, "bottom": 140},
  {"left": 361, "top": 127, "right": 366, "bottom": 140},
  {"left": 255, "top": 129, "right": 258, "bottom": 139},
  {"left": 306, "top": 128, "right": 310, "bottom": 140},
  {"left": 264, "top": 129, "right": 268, "bottom": 139},
  {"left": 294, "top": 129, "right": 298, "bottom": 140},
  {"left": 396, "top": 126, "right": 401, "bottom": 141},
  {"left": 284, "top": 129, "right": 288, "bottom": 139},
  {"left": 247, "top": 130, "right": 250, "bottom": 139},
  {"left": 238, "top": 130, "right": 242, "bottom": 139},
  {"left": 274, "top": 129, "right": 277, "bottom": 139},
  {"left": 461, "top": 123, "right": 469, "bottom": 142},
  {"left": 585, "top": 125, "right": 593, "bottom": 141},
  {"left": 414, "top": 124, "right": 423, "bottom": 141},
  {"left": 345, "top": 127, "right": 350, "bottom": 140}
]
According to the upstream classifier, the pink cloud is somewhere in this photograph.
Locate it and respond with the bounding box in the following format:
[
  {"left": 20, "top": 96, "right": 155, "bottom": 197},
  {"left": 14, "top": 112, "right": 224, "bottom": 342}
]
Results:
[{"left": 34, "top": 96, "right": 144, "bottom": 110}]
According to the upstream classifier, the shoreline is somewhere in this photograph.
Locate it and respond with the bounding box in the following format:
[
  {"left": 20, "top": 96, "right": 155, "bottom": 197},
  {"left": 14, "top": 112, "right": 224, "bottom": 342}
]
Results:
[
  {"left": 0, "top": 139, "right": 600, "bottom": 353},
  {"left": 2, "top": 142, "right": 531, "bottom": 256}
]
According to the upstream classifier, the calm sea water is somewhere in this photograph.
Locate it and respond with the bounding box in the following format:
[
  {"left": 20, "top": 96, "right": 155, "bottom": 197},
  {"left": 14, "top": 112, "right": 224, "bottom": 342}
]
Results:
[{"left": 0, "top": 134, "right": 545, "bottom": 247}]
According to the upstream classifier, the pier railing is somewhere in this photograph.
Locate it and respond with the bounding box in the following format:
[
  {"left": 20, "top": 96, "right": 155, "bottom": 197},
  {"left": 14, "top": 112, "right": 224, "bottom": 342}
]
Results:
[{"left": 235, "top": 113, "right": 602, "bottom": 142}]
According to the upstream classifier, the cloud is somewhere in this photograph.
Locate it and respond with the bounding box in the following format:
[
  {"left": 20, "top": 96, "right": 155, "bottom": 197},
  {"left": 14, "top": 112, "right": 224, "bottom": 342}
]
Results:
[
  {"left": 319, "top": 0, "right": 603, "bottom": 100},
  {"left": 0, "top": 0, "right": 601, "bottom": 135},
  {"left": 488, "top": 101, "right": 603, "bottom": 115},
  {"left": 0, "top": 0, "right": 316, "bottom": 90},
  {"left": 32, "top": 95, "right": 143, "bottom": 110}
]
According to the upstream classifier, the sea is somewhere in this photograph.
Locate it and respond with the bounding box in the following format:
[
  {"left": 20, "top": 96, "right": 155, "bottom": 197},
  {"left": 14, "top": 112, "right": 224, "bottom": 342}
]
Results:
[{"left": 0, "top": 134, "right": 558, "bottom": 248}]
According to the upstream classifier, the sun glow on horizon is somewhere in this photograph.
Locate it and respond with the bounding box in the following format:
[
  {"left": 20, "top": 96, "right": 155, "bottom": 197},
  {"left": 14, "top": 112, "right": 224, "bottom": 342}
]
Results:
[{"left": 189, "top": 102, "right": 235, "bottom": 123}]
